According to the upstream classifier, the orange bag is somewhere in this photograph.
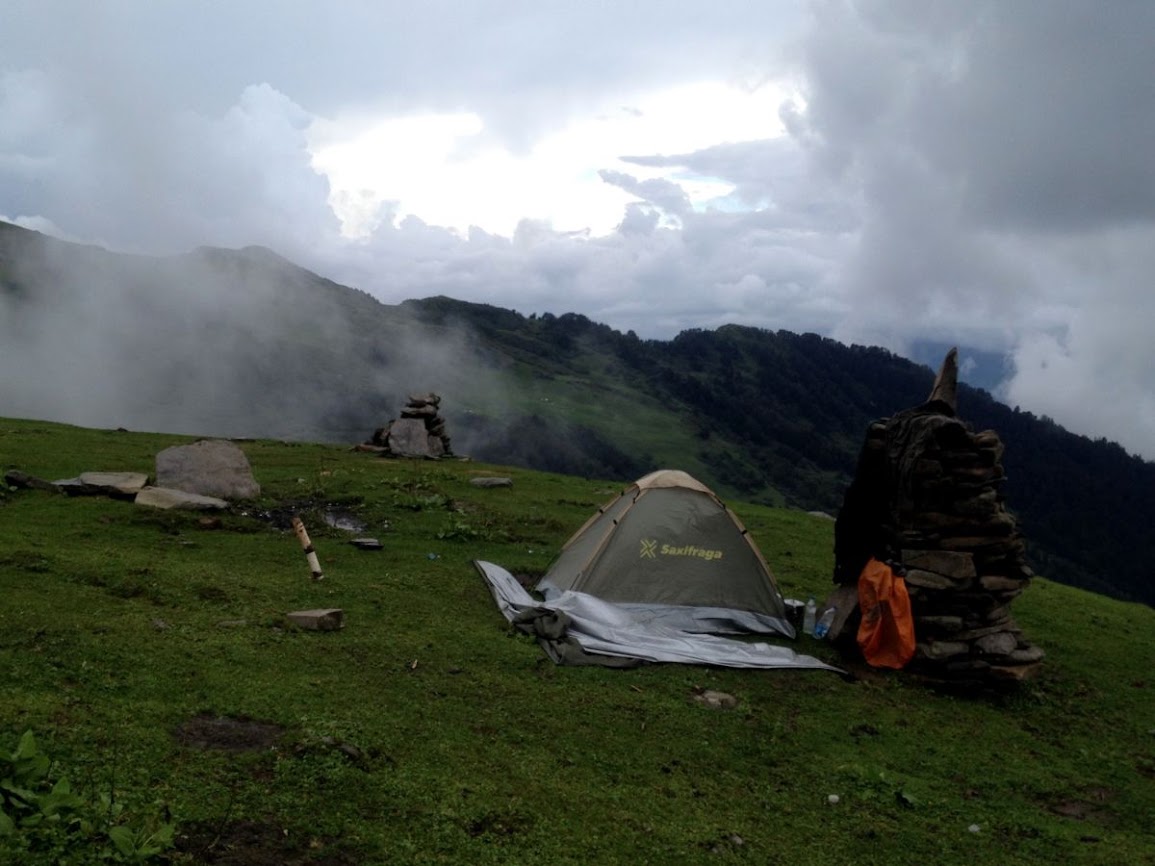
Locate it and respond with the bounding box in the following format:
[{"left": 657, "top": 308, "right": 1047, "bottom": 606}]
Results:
[{"left": 857, "top": 558, "right": 916, "bottom": 669}]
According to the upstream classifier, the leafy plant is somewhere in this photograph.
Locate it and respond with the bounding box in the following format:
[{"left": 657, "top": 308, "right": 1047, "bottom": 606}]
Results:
[
  {"left": 108, "top": 821, "right": 176, "bottom": 862},
  {"left": 392, "top": 491, "right": 450, "bottom": 512},
  {"left": 0, "top": 730, "right": 174, "bottom": 864}
]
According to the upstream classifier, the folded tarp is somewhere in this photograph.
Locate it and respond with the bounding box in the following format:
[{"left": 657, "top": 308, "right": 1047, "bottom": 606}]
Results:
[{"left": 475, "top": 561, "right": 843, "bottom": 673}]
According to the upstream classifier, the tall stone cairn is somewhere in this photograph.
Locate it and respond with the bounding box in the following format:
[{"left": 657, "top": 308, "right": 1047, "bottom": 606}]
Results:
[
  {"left": 368, "top": 393, "right": 454, "bottom": 458},
  {"left": 400, "top": 393, "right": 453, "bottom": 456},
  {"left": 833, "top": 349, "right": 1044, "bottom": 685}
]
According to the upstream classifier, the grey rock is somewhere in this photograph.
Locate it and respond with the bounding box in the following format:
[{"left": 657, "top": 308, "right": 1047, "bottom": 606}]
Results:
[
  {"left": 984, "top": 605, "right": 1013, "bottom": 624},
  {"left": 916, "top": 640, "right": 971, "bottom": 661},
  {"left": 975, "top": 631, "right": 1019, "bottom": 657},
  {"left": 156, "top": 440, "right": 260, "bottom": 500},
  {"left": 926, "top": 348, "right": 959, "bottom": 412},
  {"left": 1008, "top": 644, "right": 1046, "bottom": 664},
  {"left": 79, "top": 471, "right": 149, "bottom": 495},
  {"left": 954, "top": 622, "right": 1021, "bottom": 641},
  {"left": 387, "top": 419, "right": 434, "bottom": 458},
  {"left": 286, "top": 609, "right": 345, "bottom": 631},
  {"left": 987, "top": 661, "right": 1044, "bottom": 682},
  {"left": 951, "top": 490, "right": 1000, "bottom": 517},
  {"left": 50, "top": 476, "right": 86, "bottom": 492},
  {"left": 904, "top": 569, "right": 958, "bottom": 590},
  {"left": 5, "top": 470, "right": 65, "bottom": 493},
  {"left": 901, "top": 550, "right": 977, "bottom": 580},
  {"left": 470, "top": 477, "right": 513, "bottom": 488},
  {"left": 135, "top": 486, "right": 229, "bottom": 511},
  {"left": 693, "top": 689, "right": 738, "bottom": 710},
  {"left": 979, "top": 575, "right": 1029, "bottom": 592}
]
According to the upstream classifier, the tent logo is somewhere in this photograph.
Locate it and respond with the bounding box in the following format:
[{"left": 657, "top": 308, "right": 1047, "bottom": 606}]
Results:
[
  {"left": 640, "top": 538, "right": 724, "bottom": 561},
  {"left": 661, "top": 544, "right": 724, "bottom": 562}
]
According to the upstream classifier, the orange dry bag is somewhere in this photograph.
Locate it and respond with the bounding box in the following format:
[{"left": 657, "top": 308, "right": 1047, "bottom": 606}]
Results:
[{"left": 856, "top": 558, "right": 916, "bottom": 669}]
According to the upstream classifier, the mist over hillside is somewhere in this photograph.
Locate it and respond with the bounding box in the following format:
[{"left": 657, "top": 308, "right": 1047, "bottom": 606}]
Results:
[
  {"left": 0, "top": 222, "right": 504, "bottom": 443},
  {"left": 2, "top": 221, "right": 1153, "bottom": 608}
]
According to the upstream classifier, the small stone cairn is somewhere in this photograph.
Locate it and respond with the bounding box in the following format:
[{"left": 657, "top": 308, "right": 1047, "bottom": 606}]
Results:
[
  {"left": 367, "top": 393, "right": 453, "bottom": 459},
  {"left": 833, "top": 349, "right": 1044, "bottom": 684}
]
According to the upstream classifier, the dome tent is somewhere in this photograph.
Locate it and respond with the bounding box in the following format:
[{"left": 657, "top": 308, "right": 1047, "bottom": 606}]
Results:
[{"left": 537, "top": 469, "right": 794, "bottom": 638}]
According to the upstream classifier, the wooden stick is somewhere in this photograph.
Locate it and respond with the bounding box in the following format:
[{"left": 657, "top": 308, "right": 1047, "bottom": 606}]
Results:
[{"left": 291, "top": 516, "right": 324, "bottom": 581}]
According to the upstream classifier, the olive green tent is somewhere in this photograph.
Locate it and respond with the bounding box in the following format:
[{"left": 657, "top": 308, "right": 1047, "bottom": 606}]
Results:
[{"left": 537, "top": 469, "right": 794, "bottom": 637}]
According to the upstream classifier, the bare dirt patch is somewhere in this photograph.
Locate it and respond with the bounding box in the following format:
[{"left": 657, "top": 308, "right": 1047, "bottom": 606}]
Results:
[
  {"left": 174, "top": 820, "right": 360, "bottom": 865},
  {"left": 1048, "top": 786, "right": 1116, "bottom": 824},
  {"left": 237, "top": 500, "right": 365, "bottom": 532},
  {"left": 174, "top": 714, "right": 285, "bottom": 752}
]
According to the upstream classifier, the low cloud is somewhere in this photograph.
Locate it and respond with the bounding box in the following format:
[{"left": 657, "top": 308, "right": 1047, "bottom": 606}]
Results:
[{"left": 0, "top": 235, "right": 503, "bottom": 443}]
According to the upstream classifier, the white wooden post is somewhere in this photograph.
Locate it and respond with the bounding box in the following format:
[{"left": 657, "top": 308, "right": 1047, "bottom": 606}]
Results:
[{"left": 291, "top": 516, "right": 324, "bottom": 581}]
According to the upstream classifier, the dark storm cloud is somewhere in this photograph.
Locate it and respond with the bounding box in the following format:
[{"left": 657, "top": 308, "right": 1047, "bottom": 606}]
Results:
[
  {"left": 792, "top": 0, "right": 1155, "bottom": 455},
  {"left": 0, "top": 1, "right": 801, "bottom": 148}
]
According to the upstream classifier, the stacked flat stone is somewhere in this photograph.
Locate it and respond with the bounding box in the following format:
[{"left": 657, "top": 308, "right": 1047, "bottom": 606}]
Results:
[
  {"left": 833, "top": 350, "right": 1043, "bottom": 685},
  {"left": 367, "top": 393, "right": 453, "bottom": 459},
  {"left": 859, "top": 416, "right": 1044, "bottom": 682},
  {"left": 401, "top": 393, "right": 452, "bottom": 455}
]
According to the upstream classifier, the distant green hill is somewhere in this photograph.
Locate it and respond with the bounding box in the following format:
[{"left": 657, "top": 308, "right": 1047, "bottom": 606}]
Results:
[
  {"left": 406, "top": 297, "right": 1155, "bottom": 608},
  {"left": 2, "top": 221, "right": 1153, "bottom": 607}
]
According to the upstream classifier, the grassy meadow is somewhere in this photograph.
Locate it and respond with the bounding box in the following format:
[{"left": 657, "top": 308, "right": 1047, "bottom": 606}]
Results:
[{"left": 1, "top": 417, "right": 1153, "bottom": 865}]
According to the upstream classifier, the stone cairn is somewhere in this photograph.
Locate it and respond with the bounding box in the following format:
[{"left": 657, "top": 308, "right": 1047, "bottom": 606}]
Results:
[
  {"left": 831, "top": 349, "right": 1044, "bottom": 685},
  {"left": 364, "top": 393, "right": 453, "bottom": 459}
]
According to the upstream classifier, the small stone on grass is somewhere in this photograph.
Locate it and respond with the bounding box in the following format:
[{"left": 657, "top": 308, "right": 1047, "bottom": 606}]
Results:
[{"left": 286, "top": 609, "right": 345, "bottom": 631}]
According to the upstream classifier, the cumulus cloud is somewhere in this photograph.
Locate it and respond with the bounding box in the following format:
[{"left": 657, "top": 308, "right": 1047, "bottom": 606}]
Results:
[
  {"left": 0, "top": 60, "right": 337, "bottom": 255},
  {"left": 598, "top": 170, "right": 692, "bottom": 220},
  {"left": 787, "top": 0, "right": 1155, "bottom": 455},
  {"left": 3, "top": 0, "right": 1155, "bottom": 458}
]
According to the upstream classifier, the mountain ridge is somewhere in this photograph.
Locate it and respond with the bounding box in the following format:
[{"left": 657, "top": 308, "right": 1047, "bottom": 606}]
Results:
[{"left": 2, "top": 221, "right": 1152, "bottom": 606}]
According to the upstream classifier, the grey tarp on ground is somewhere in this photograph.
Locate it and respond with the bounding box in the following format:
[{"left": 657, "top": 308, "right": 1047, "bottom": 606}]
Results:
[{"left": 476, "top": 561, "right": 843, "bottom": 673}]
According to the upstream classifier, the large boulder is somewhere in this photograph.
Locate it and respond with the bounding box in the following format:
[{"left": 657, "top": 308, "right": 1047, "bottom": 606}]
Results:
[{"left": 155, "top": 440, "right": 260, "bottom": 500}]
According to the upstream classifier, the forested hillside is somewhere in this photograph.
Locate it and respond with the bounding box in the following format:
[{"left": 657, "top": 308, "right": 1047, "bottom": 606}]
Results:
[
  {"left": 3, "top": 222, "right": 1153, "bottom": 607},
  {"left": 408, "top": 298, "right": 1155, "bottom": 607}
]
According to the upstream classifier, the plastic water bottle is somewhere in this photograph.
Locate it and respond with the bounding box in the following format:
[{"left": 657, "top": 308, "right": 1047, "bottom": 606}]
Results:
[
  {"left": 814, "top": 606, "right": 837, "bottom": 639},
  {"left": 802, "top": 597, "right": 817, "bottom": 635}
]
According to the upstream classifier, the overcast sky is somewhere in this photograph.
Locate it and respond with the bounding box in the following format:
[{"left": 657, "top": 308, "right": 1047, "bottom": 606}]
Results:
[{"left": 3, "top": 1, "right": 1155, "bottom": 458}]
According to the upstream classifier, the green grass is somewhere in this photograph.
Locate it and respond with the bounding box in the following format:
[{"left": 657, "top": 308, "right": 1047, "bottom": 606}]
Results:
[{"left": 2, "top": 417, "right": 1154, "bottom": 864}]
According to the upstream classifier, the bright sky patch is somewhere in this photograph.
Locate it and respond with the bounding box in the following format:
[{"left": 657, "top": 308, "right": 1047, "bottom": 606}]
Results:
[{"left": 309, "top": 80, "right": 790, "bottom": 239}]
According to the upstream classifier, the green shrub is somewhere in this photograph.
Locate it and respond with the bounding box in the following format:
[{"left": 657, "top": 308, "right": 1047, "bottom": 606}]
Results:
[{"left": 0, "top": 730, "right": 174, "bottom": 864}]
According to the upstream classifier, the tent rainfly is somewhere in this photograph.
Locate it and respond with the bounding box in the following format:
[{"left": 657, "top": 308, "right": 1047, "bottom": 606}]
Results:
[{"left": 537, "top": 469, "right": 795, "bottom": 638}]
